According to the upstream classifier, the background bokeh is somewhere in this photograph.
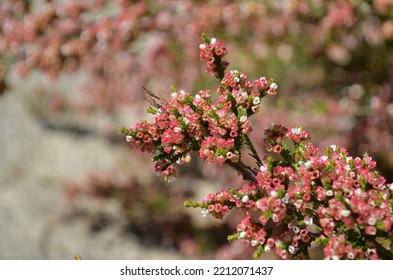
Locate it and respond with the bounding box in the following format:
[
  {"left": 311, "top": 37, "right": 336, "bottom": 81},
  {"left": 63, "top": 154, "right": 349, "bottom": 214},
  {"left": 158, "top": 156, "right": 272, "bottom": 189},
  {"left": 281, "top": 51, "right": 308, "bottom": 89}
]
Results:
[{"left": 1, "top": 0, "right": 392, "bottom": 259}]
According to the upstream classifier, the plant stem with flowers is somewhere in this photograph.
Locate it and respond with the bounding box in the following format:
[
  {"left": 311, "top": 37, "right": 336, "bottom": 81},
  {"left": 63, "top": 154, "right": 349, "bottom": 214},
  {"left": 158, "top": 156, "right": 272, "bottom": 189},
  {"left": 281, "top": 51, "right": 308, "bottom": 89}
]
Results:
[{"left": 120, "top": 34, "right": 393, "bottom": 260}]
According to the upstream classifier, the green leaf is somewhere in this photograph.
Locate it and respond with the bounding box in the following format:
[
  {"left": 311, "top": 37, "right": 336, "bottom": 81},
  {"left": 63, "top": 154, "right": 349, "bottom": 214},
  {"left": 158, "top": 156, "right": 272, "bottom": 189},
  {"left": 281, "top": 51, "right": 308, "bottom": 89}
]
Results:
[
  {"left": 229, "top": 188, "right": 238, "bottom": 196},
  {"left": 376, "top": 220, "right": 385, "bottom": 231},
  {"left": 170, "top": 85, "right": 177, "bottom": 92},
  {"left": 172, "top": 106, "right": 180, "bottom": 117},
  {"left": 184, "top": 200, "right": 202, "bottom": 208},
  {"left": 280, "top": 141, "right": 294, "bottom": 164},
  {"left": 146, "top": 106, "right": 158, "bottom": 114},
  {"left": 153, "top": 153, "right": 167, "bottom": 162},
  {"left": 315, "top": 236, "right": 329, "bottom": 246},
  {"left": 228, "top": 233, "right": 240, "bottom": 242},
  {"left": 201, "top": 33, "right": 210, "bottom": 44},
  {"left": 118, "top": 126, "right": 129, "bottom": 134},
  {"left": 252, "top": 245, "right": 263, "bottom": 259}
]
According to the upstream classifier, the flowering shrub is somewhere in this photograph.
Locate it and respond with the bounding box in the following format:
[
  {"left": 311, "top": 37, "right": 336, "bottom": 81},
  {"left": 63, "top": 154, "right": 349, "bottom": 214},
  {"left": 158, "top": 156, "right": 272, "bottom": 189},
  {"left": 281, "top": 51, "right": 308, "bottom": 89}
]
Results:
[
  {"left": 2, "top": 0, "right": 393, "bottom": 167},
  {"left": 121, "top": 34, "right": 393, "bottom": 260}
]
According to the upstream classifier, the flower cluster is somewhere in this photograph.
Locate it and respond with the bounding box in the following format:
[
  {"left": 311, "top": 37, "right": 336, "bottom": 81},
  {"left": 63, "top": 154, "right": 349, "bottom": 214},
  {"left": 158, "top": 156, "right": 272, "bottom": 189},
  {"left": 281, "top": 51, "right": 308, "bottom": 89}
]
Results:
[
  {"left": 200, "top": 137, "right": 238, "bottom": 165},
  {"left": 190, "top": 125, "right": 393, "bottom": 259},
  {"left": 124, "top": 35, "right": 393, "bottom": 259},
  {"left": 199, "top": 35, "right": 229, "bottom": 78},
  {"left": 1, "top": 1, "right": 145, "bottom": 80},
  {"left": 121, "top": 36, "right": 277, "bottom": 181}
]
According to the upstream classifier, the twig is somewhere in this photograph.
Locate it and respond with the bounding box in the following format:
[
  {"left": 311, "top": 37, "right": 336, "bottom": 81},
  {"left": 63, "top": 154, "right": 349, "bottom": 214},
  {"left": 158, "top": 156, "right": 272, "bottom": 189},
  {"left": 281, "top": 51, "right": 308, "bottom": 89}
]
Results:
[
  {"left": 226, "top": 160, "right": 258, "bottom": 183},
  {"left": 364, "top": 235, "right": 393, "bottom": 260},
  {"left": 142, "top": 86, "right": 168, "bottom": 108},
  {"left": 244, "top": 134, "right": 263, "bottom": 167}
]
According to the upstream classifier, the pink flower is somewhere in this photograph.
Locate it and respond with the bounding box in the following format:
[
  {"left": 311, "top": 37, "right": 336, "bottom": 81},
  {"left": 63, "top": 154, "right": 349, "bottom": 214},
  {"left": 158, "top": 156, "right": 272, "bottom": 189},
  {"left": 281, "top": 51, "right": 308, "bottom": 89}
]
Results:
[
  {"left": 273, "top": 144, "right": 282, "bottom": 153},
  {"left": 365, "top": 226, "right": 377, "bottom": 235}
]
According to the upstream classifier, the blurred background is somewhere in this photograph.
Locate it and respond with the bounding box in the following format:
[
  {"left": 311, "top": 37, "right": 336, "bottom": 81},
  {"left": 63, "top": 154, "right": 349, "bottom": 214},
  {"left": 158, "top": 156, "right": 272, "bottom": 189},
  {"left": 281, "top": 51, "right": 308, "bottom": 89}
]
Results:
[{"left": 0, "top": 0, "right": 392, "bottom": 259}]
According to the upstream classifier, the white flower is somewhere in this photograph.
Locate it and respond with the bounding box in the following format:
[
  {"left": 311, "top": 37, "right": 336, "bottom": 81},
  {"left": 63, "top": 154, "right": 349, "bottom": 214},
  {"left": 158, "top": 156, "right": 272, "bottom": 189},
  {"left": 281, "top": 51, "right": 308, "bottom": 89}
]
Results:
[
  {"left": 304, "top": 216, "right": 313, "bottom": 225},
  {"left": 288, "top": 245, "right": 296, "bottom": 254},
  {"left": 125, "top": 135, "right": 132, "bottom": 142},
  {"left": 330, "top": 144, "right": 337, "bottom": 151},
  {"left": 368, "top": 216, "right": 376, "bottom": 225},
  {"left": 304, "top": 160, "right": 313, "bottom": 169},
  {"left": 294, "top": 199, "right": 303, "bottom": 209},
  {"left": 264, "top": 245, "right": 271, "bottom": 253},
  {"left": 260, "top": 165, "right": 268, "bottom": 172},
  {"left": 241, "top": 195, "right": 249, "bottom": 203},
  {"left": 210, "top": 38, "right": 217, "bottom": 44},
  {"left": 291, "top": 127, "right": 301, "bottom": 135},
  {"left": 171, "top": 92, "right": 178, "bottom": 99},
  {"left": 354, "top": 188, "right": 362, "bottom": 196},
  {"left": 195, "top": 94, "right": 201, "bottom": 100},
  {"left": 269, "top": 82, "right": 278, "bottom": 90},
  {"left": 240, "top": 115, "right": 247, "bottom": 123},
  {"left": 292, "top": 226, "right": 300, "bottom": 234},
  {"left": 199, "top": 44, "right": 206, "bottom": 50},
  {"left": 281, "top": 196, "right": 289, "bottom": 204},
  {"left": 270, "top": 191, "right": 278, "bottom": 198},
  {"left": 250, "top": 240, "right": 259, "bottom": 247},
  {"left": 239, "top": 231, "right": 247, "bottom": 239},
  {"left": 201, "top": 209, "right": 209, "bottom": 217},
  {"left": 326, "top": 190, "right": 334, "bottom": 196},
  {"left": 253, "top": 97, "right": 261, "bottom": 105},
  {"left": 341, "top": 209, "right": 351, "bottom": 217}
]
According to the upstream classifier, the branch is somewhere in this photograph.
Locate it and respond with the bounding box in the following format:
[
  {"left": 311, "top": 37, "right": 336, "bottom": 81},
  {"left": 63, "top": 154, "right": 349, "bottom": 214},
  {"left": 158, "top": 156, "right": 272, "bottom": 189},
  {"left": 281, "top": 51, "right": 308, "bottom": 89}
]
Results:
[
  {"left": 364, "top": 235, "right": 393, "bottom": 260},
  {"left": 142, "top": 86, "right": 168, "bottom": 108},
  {"left": 226, "top": 160, "right": 258, "bottom": 183},
  {"left": 244, "top": 134, "right": 263, "bottom": 167}
]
